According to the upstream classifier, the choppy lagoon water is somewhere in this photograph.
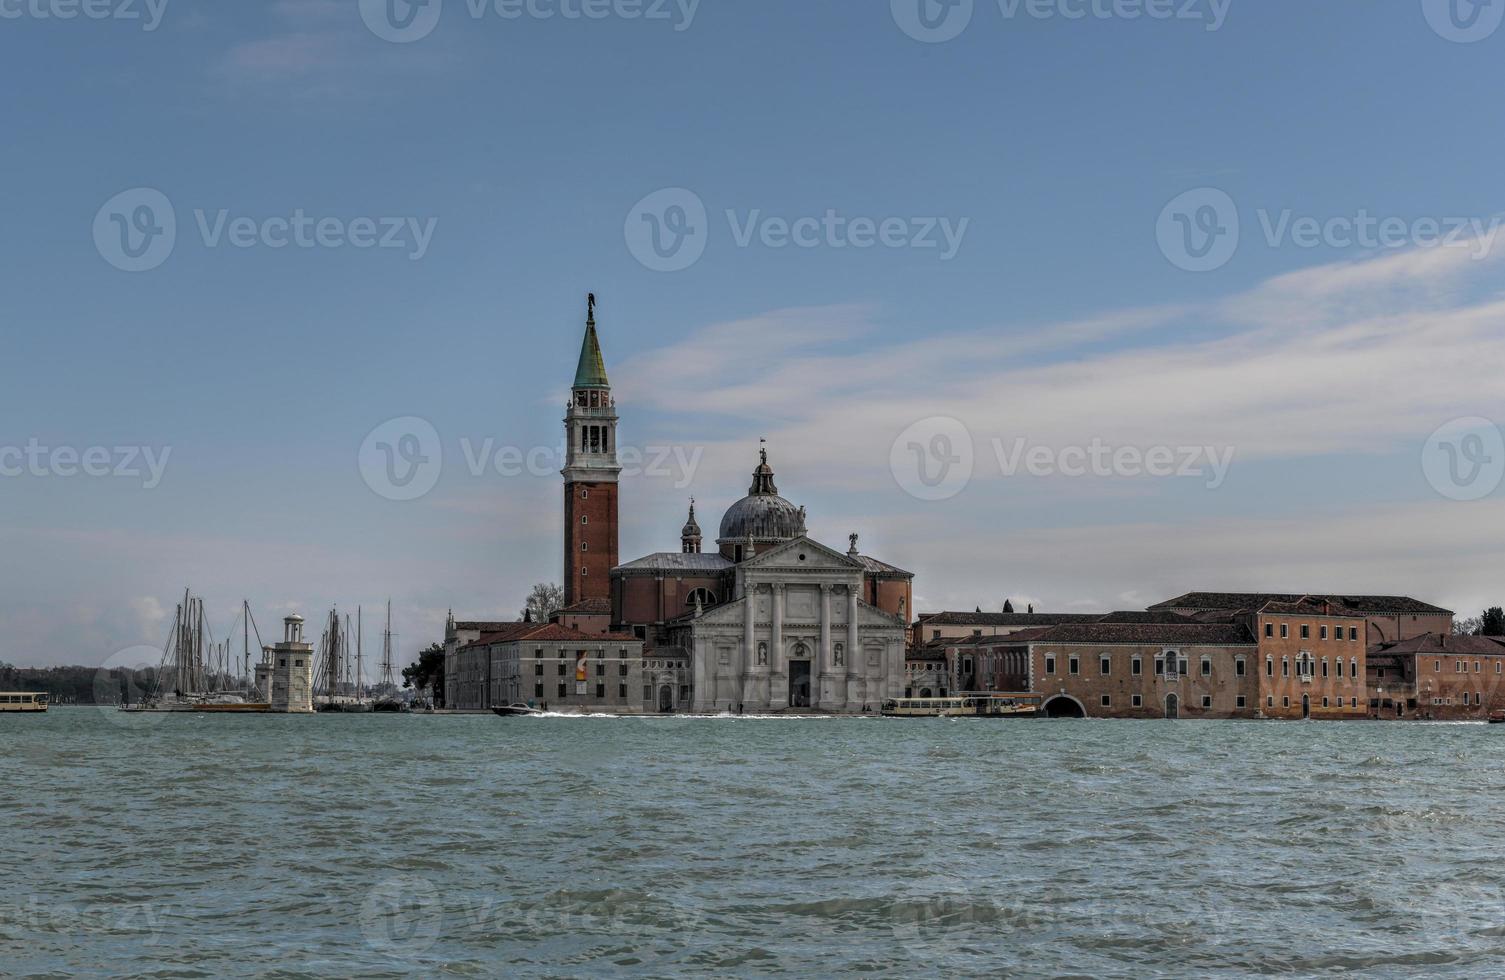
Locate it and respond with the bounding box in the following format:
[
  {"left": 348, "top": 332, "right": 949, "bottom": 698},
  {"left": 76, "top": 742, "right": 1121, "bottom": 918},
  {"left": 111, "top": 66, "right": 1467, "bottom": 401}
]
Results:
[{"left": 6, "top": 710, "right": 1505, "bottom": 977}]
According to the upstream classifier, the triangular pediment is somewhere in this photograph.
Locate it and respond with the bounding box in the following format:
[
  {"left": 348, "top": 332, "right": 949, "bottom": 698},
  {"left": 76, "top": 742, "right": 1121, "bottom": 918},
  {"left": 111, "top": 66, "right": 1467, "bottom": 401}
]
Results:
[{"left": 742, "top": 536, "right": 862, "bottom": 571}]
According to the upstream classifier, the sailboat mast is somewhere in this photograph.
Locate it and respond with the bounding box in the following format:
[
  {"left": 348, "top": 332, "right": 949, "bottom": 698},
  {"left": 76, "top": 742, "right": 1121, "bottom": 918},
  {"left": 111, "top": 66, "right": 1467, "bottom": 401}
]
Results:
[{"left": 357, "top": 606, "right": 364, "bottom": 704}]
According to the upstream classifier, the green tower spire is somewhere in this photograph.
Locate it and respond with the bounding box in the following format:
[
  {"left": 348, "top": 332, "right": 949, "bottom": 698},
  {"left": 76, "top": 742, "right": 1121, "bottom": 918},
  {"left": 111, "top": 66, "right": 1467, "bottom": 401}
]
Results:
[{"left": 573, "top": 293, "right": 610, "bottom": 389}]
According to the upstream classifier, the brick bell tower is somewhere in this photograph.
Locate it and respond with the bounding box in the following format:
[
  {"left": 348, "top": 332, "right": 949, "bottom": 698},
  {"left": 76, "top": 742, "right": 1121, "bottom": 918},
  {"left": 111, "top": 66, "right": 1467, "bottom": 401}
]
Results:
[{"left": 562, "top": 293, "right": 620, "bottom": 606}]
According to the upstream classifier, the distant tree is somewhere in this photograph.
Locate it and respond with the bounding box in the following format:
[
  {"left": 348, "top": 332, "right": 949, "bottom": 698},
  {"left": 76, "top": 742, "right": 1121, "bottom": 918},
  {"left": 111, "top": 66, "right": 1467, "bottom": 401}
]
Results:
[
  {"left": 1483, "top": 607, "right": 1505, "bottom": 636},
  {"left": 402, "top": 643, "right": 446, "bottom": 708},
  {"left": 1455, "top": 617, "right": 1483, "bottom": 637},
  {"left": 1003, "top": 600, "right": 1015, "bottom": 614},
  {"left": 523, "top": 583, "right": 565, "bottom": 623}
]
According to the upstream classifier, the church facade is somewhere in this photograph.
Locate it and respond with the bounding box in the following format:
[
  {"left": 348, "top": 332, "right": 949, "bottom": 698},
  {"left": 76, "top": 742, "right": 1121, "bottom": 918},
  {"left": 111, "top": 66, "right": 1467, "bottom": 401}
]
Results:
[{"left": 562, "top": 299, "right": 914, "bottom": 714}]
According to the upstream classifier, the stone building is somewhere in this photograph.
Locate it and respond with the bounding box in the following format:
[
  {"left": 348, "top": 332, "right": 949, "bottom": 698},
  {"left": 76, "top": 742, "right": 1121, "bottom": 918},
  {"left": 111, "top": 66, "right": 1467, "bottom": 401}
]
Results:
[
  {"left": 445, "top": 618, "right": 650, "bottom": 712},
  {"left": 253, "top": 615, "right": 314, "bottom": 713}
]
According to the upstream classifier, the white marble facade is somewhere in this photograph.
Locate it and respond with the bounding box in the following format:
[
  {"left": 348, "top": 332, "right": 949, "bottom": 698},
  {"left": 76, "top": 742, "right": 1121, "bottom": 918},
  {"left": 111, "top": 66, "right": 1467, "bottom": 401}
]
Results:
[{"left": 685, "top": 537, "right": 906, "bottom": 713}]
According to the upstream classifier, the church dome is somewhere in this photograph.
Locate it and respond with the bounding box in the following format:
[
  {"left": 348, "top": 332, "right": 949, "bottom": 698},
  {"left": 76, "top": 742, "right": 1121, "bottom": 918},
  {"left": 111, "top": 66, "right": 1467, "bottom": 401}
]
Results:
[{"left": 717, "top": 448, "right": 807, "bottom": 549}]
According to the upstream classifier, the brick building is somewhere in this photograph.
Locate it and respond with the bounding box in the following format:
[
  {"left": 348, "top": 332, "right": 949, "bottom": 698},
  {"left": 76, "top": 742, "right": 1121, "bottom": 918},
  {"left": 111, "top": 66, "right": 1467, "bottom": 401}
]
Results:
[
  {"left": 1027, "top": 620, "right": 1260, "bottom": 718},
  {"left": 1150, "top": 592, "right": 1453, "bottom": 645},
  {"left": 1367, "top": 633, "right": 1505, "bottom": 720},
  {"left": 446, "top": 619, "right": 649, "bottom": 712}
]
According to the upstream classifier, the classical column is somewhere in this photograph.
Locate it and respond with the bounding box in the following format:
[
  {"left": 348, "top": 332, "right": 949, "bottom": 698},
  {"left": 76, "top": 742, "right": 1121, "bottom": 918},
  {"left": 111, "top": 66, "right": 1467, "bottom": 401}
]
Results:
[
  {"left": 770, "top": 583, "right": 787, "bottom": 707},
  {"left": 742, "top": 585, "right": 756, "bottom": 710},
  {"left": 819, "top": 584, "right": 833, "bottom": 710},
  {"left": 692, "top": 635, "right": 710, "bottom": 713},
  {"left": 847, "top": 584, "right": 860, "bottom": 711}
]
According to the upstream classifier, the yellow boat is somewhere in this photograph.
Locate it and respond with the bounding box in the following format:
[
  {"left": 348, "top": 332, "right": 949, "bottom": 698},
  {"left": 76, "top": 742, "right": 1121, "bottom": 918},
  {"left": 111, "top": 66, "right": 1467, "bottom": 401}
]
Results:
[{"left": 0, "top": 692, "right": 48, "bottom": 713}]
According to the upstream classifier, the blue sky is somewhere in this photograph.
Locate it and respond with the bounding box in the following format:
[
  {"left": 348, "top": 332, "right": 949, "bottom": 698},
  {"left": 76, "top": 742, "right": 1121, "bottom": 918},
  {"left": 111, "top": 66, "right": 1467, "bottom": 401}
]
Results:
[{"left": 4, "top": 0, "right": 1505, "bottom": 669}]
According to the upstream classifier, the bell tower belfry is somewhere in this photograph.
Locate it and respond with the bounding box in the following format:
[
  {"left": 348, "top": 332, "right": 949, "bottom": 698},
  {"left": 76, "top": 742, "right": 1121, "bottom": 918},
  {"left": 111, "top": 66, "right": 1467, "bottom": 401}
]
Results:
[{"left": 562, "top": 294, "right": 621, "bottom": 606}]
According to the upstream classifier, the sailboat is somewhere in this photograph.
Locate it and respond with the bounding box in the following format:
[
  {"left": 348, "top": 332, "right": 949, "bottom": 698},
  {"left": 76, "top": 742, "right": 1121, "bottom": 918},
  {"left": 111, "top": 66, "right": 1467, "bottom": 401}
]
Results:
[
  {"left": 123, "top": 591, "right": 269, "bottom": 712},
  {"left": 370, "top": 600, "right": 408, "bottom": 713},
  {"left": 314, "top": 607, "right": 371, "bottom": 712}
]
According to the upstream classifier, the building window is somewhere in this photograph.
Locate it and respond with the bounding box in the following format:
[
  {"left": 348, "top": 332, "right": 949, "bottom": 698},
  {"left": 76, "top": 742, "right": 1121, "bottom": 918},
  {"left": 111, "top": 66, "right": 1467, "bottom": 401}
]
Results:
[
  {"left": 559, "top": 663, "right": 567, "bottom": 676},
  {"left": 1069, "top": 655, "right": 1080, "bottom": 675},
  {"left": 1265, "top": 623, "right": 1274, "bottom": 638},
  {"left": 1202, "top": 695, "right": 1212, "bottom": 709},
  {"left": 581, "top": 515, "right": 588, "bottom": 525},
  {"left": 1132, "top": 656, "right": 1142, "bottom": 676},
  {"left": 619, "top": 663, "right": 629, "bottom": 677},
  {"left": 1201, "top": 657, "right": 1211, "bottom": 677},
  {"left": 1320, "top": 626, "right": 1328, "bottom": 640},
  {"left": 1100, "top": 655, "right": 1111, "bottom": 676},
  {"left": 1101, "top": 694, "right": 1112, "bottom": 707},
  {"left": 619, "top": 684, "right": 627, "bottom": 699},
  {"left": 1267, "top": 696, "right": 1274, "bottom": 707},
  {"left": 1301, "top": 625, "right": 1311, "bottom": 640},
  {"left": 1322, "top": 697, "right": 1330, "bottom": 708},
  {"left": 1266, "top": 656, "right": 1273, "bottom": 677},
  {"left": 1321, "top": 658, "right": 1329, "bottom": 678},
  {"left": 1351, "top": 697, "right": 1358, "bottom": 708},
  {"left": 558, "top": 683, "right": 567, "bottom": 698},
  {"left": 1349, "top": 658, "right": 1357, "bottom": 678},
  {"left": 596, "top": 683, "right": 605, "bottom": 699},
  {"left": 535, "top": 663, "right": 543, "bottom": 676},
  {"left": 1283, "top": 696, "right": 1290, "bottom": 708},
  {"left": 1282, "top": 657, "right": 1289, "bottom": 678},
  {"left": 1435, "top": 660, "right": 1442, "bottom": 672},
  {"left": 1350, "top": 627, "right": 1359, "bottom": 641},
  {"left": 1236, "top": 695, "right": 1246, "bottom": 709},
  {"left": 1045, "top": 656, "right": 1056, "bottom": 675},
  {"left": 1235, "top": 657, "right": 1246, "bottom": 677},
  {"left": 1281, "top": 624, "right": 1290, "bottom": 639},
  {"left": 1132, "top": 695, "right": 1142, "bottom": 708}
]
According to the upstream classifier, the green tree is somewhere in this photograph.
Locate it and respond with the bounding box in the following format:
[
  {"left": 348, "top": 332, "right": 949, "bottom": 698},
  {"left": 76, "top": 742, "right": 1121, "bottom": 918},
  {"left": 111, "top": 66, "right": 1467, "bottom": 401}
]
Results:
[
  {"left": 1483, "top": 607, "right": 1505, "bottom": 636},
  {"left": 402, "top": 643, "right": 446, "bottom": 707}
]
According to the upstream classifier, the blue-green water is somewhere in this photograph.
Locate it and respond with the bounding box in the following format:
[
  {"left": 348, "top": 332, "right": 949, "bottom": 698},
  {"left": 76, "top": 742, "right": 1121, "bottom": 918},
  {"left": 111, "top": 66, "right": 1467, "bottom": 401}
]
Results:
[{"left": 6, "top": 710, "right": 1505, "bottom": 977}]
